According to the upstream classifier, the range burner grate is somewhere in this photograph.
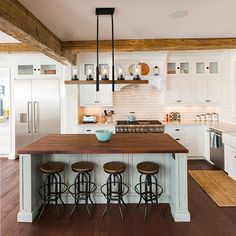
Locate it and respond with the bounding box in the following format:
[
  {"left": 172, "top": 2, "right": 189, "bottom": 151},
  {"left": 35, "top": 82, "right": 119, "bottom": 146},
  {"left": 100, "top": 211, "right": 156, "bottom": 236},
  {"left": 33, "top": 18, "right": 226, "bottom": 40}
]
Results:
[{"left": 116, "top": 120, "right": 162, "bottom": 126}]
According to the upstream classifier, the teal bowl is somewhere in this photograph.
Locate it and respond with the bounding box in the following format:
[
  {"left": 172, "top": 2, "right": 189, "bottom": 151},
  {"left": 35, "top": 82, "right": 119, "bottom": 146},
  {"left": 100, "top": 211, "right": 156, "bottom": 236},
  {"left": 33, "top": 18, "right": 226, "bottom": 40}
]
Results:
[{"left": 95, "top": 130, "right": 113, "bottom": 142}]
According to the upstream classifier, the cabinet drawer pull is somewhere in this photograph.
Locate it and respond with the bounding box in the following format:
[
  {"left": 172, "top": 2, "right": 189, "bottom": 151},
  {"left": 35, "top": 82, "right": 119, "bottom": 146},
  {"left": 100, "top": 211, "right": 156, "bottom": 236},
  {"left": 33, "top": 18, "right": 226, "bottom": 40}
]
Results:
[
  {"left": 175, "top": 129, "right": 180, "bottom": 131},
  {"left": 175, "top": 138, "right": 180, "bottom": 141},
  {"left": 177, "top": 67, "right": 180, "bottom": 69},
  {"left": 86, "top": 129, "right": 91, "bottom": 132}
]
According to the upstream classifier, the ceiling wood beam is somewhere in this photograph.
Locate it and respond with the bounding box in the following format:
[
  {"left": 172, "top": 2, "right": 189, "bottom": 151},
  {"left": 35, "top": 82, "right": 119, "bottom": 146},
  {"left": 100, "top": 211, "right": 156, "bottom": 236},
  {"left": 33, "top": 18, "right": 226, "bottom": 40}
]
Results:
[
  {"left": 0, "top": 0, "right": 76, "bottom": 64},
  {"left": 0, "top": 43, "right": 39, "bottom": 52},
  {"left": 62, "top": 38, "right": 236, "bottom": 53}
]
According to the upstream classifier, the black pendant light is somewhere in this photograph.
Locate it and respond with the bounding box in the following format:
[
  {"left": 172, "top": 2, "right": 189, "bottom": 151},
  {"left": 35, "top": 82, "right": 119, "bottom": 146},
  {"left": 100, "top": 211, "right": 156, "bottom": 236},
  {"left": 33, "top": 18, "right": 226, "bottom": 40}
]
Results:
[{"left": 95, "top": 8, "right": 115, "bottom": 92}]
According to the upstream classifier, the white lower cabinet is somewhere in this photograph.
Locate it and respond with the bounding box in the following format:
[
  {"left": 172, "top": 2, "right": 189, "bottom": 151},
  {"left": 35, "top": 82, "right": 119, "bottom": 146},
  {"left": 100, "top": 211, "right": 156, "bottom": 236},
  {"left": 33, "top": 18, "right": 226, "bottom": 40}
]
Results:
[
  {"left": 224, "top": 146, "right": 236, "bottom": 180},
  {"left": 165, "top": 124, "right": 204, "bottom": 158},
  {"left": 80, "top": 85, "right": 113, "bottom": 106}
]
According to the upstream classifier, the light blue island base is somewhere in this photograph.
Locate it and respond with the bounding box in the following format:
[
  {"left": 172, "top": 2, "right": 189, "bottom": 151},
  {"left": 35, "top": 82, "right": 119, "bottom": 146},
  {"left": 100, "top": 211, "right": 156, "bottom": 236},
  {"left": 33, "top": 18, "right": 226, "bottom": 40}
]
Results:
[{"left": 17, "top": 153, "right": 190, "bottom": 222}]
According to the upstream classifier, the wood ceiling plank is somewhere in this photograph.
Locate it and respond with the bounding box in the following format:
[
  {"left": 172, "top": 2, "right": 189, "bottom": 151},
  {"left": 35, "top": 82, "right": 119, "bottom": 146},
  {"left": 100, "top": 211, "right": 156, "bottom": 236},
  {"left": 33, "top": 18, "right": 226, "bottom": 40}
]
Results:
[
  {"left": 62, "top": 38, "right": 236, "bottom": 53},
  {"left": 0, "top": 0, "right": 76, "bottom": 64}
]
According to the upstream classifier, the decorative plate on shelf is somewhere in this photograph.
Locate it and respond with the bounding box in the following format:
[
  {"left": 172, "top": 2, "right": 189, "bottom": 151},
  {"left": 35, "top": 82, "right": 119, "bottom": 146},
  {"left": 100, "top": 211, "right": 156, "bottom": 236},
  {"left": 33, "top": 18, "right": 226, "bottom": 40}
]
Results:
[{"left": 128, "top": 63, "right": 150, "bottom": 76}]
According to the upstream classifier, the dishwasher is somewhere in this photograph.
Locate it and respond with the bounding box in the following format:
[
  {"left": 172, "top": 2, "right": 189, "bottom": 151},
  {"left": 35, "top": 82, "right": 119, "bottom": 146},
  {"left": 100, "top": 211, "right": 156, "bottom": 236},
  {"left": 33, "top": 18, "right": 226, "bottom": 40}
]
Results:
[{"left": 209, "top": 128, "right": 224, "bottom": 170}]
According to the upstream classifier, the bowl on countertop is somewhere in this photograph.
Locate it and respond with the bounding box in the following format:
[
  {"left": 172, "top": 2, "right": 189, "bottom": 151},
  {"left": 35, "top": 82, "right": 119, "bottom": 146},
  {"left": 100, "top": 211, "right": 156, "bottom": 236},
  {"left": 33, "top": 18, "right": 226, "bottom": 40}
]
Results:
[{"left": 95, "top": 130, "right": 113, "bottom": 142}]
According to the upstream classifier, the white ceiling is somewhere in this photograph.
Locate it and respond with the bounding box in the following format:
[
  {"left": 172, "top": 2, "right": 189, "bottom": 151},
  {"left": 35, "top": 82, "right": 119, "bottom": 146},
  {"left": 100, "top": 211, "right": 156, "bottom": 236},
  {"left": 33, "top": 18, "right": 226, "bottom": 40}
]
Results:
[
  {"left": 18, "top": 0, "right": 236, "bottom": 41},
  {"left": 0, "top": 32, "right": 20, "bottom": 43}
]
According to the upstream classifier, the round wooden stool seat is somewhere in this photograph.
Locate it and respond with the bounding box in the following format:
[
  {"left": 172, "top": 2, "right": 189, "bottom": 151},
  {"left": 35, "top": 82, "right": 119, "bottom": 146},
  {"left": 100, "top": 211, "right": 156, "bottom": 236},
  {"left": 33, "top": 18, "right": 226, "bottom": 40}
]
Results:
[
  {"left": 103, "top": 161, "right": 125, "bottom": 174},
  {"left": 71, "top": 161, "right": 94, "bottom": 173},
  {"left": 137, "top": 161, "right": 159, "bottom": 175},
  {"left": 40, "top": 162, "right": 65, "bottom": 174}
]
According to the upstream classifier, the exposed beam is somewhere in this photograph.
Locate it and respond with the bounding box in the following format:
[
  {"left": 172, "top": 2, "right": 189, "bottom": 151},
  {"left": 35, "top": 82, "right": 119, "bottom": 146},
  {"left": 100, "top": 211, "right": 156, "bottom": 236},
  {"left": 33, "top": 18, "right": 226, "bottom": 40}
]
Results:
[
  {"left": 0, "top": 0, "right": 76, "bottom": 64},
  {"left": 0, "top": 43, "right": 38, "bottom": 52},
  {"left": 62, "top": 38, "right": 236, "bottom": 53}
]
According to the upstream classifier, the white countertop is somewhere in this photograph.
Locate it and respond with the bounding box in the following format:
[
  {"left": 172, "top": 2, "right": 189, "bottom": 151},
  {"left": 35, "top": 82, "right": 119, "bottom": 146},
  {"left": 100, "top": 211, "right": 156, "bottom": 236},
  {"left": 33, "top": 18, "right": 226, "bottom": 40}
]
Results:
[
  {"left": 164, "top": 120, "right": 236, "bottom": 133},
  {"left": 78, "top": 122, "right": 115, "bottom": 126}
]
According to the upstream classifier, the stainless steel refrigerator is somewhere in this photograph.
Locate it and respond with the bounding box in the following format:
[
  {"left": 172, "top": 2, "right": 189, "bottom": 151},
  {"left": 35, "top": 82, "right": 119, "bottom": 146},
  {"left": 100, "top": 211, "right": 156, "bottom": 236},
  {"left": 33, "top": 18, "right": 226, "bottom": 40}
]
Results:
[{"left": 15, "top": 78, "right": 60, "bottom": 151}]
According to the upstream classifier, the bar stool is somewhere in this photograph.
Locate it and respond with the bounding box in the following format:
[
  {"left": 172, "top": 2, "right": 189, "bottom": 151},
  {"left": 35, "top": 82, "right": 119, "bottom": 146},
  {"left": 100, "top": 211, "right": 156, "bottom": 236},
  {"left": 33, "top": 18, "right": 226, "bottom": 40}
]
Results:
[
  {"left": 38, "top": 162, "right": 67, "bottom": 219},
  {"left": 134, "top": 161, "right": 164, "bottom": 221},
  {"left": 68, "top": 161, "right": 97, "bottom": 218},
  {"left": 101, "top": 161, "right": 129, "bottom": 221}
]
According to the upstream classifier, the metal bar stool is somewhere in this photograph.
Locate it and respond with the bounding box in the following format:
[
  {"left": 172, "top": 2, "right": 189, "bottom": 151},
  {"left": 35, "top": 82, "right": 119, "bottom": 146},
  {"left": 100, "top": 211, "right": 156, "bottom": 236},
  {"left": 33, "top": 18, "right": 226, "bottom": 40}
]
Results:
[
  {"left": 38, "top": 162, "right": 67, "bottom": 219},
  {"left": 68, "top": 161, "right": 97, "bottom": 218},
  {"left": 101, "top": 161, "right": 129, "bottom": 221},
  {"left": 134, "top": 161, "right": 164, "bottom": 221}
]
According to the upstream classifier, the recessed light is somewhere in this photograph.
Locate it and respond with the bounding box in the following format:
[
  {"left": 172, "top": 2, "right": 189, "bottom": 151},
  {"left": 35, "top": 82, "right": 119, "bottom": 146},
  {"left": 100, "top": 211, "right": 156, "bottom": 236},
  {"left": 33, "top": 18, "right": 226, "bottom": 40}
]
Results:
[{"left": 169, "top": 10, "right": 188, "bottom": 19}]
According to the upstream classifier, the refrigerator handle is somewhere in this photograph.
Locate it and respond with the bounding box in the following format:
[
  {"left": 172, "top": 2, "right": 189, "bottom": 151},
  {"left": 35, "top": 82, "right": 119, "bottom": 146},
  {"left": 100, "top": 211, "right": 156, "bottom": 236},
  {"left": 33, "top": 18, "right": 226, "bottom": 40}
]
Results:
[
  {"left": 27, "top": 101, "right": 32, "bottom": 133},
  {"left": 33, "top": 101, "right": 39, "bottom": 133}
]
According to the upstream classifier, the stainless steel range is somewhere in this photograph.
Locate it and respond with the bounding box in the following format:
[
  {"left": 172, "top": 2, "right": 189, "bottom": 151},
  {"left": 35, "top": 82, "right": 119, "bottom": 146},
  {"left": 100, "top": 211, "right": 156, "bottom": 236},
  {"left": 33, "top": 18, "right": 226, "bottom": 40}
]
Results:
[{"left": 115, "top": 120, "right": 165, "bottom": 133}]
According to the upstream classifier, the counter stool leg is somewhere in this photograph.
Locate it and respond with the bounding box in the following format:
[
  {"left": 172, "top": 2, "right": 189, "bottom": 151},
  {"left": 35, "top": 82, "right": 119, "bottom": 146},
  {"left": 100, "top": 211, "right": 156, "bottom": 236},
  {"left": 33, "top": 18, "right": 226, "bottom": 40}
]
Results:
[
  {"left": 52, "top": 174, "right": 60, "bottom": 219},
  {"left": 119, "top": 174, "right": 127, "bottom": 208},
  {"left": 56, "top": 173, "right": 66, "bottom": 207},
  {"left": 88, "top": 173, "right": 95, "bottom": 206},
  {"left": 144, "top": 175, "right": 149, "bottom": 222},
  {"left": 84, "top": 173, "right": 92, "bottom": 218},
  {"left": 101, "top": 174, "right": 112, "bottom": 218},
  {"left": 136, "top": 174, "right": 143, "bottom": 209},
  {"left": 70, "top": 174, "right": 80, "bottom": 218},
  {"left": 118, "top": 174, "right": 124, "bottom": 221}
]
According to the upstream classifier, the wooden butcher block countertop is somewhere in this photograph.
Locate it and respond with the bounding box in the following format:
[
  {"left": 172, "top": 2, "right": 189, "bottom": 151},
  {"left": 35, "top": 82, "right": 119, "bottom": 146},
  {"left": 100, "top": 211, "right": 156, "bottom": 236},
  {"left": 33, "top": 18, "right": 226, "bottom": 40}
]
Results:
[{"left": 17, "top": 133, "right": 189, "bottom": 155}]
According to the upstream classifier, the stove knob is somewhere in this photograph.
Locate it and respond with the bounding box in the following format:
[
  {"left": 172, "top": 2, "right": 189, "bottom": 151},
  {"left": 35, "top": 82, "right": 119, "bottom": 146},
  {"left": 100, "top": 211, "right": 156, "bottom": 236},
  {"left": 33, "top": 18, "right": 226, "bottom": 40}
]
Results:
[
  {"left": 140, "top": 128, "right": 144, "bottom": 132},
  {"left": 128, "top": 128, "right": 131, "bottom": 132},
  {"left": 119, "top": 128, "right": 123, "bottom": 132},
  {"left": 150, "top": 128, "right": 153, "bottom": 132},
  {"left": 124, "top": 128, "right": 127, "bottom": 132},
  {"left": 136, "top": 128, "right": 140, "bottom": 132}
]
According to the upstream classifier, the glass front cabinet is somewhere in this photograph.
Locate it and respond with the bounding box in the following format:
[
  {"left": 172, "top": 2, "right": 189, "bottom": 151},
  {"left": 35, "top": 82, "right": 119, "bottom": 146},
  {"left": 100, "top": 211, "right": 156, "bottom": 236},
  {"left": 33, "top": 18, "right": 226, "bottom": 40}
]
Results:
[
  {"left": 195, "top": 61, "right": 219, "bottom": 75},
  {"left": 167, "top": 62, "right": 190, "bottom": 76},
  {"left": 16, "top": 64, "right": 60, "bottom": 78}
]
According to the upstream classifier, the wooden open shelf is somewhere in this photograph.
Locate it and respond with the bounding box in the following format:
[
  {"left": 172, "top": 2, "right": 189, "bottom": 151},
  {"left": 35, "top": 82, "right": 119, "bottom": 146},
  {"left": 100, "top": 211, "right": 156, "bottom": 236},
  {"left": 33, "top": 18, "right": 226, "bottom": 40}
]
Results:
[{"left": 64, "top": 80, "right": 149, "bottom": 85}]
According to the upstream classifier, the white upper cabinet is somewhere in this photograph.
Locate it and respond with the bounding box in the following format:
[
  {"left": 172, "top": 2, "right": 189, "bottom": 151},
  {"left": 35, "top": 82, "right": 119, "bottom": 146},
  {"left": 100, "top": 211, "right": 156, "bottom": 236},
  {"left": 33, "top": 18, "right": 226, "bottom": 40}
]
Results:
[
  {"left": 194, "top": 61, "right": 219, "bottom": 75},
  {"left": 80, "top": 84, "right": 113, "bottom": 107},
  {"left": 165, "top": 54, "right": 222, "bottom": 105},
  {"left": 167, "top": 61, "right": 190, "bottom": 77},
  {"left": 16, "top": 64, "right": 61, "bottom": 78}
]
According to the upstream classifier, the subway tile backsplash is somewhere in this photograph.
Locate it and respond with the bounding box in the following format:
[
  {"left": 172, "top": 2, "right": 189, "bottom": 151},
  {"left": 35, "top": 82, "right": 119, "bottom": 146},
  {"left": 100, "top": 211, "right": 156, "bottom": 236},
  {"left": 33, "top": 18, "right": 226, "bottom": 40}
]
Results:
[{"left": 80, "top": 85, "right": 220, "bottom": 122}]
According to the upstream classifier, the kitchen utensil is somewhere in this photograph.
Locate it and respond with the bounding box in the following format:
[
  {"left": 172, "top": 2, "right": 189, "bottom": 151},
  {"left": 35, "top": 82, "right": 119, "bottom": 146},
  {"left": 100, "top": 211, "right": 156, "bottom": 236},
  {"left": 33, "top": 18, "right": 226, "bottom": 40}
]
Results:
[
  {"left": 95, "top": 130, "right": 112, "bottom": 142},
  {"left": 128, "top": 112, "right": 136, "bottom": 122},
  {"left": 169, "top": 112, "right": 181, "bottom": 122}
]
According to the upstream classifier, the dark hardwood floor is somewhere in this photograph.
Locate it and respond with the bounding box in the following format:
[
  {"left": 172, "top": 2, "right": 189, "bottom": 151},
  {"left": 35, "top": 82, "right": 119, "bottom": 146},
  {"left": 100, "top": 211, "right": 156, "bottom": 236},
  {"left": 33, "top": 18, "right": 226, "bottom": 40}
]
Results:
[{"left": 1, "top": 159, "right": 236, "bottom": 236}]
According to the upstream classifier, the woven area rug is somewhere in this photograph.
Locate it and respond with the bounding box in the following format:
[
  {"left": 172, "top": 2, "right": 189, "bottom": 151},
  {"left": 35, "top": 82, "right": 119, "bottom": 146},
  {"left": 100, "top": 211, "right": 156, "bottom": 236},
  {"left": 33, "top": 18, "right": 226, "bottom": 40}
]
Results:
[{"left": 189, "top": 170, "right": 236, "bottom": 207}]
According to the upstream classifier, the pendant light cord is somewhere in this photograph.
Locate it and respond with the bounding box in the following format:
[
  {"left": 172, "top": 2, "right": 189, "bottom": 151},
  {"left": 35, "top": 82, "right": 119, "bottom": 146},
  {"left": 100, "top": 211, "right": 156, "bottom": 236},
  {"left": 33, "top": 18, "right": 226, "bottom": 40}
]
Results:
[
  {"left": 111, "top": 14, "right": 115, "bottom": 92},
  {"left": 96, "top": 15, "right": 99, "bottom": 92}
]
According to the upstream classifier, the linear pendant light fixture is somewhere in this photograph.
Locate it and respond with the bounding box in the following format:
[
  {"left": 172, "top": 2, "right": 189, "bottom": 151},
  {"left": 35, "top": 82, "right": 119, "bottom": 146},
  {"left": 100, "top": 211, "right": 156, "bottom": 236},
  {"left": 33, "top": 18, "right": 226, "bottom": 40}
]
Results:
[{"left": 96, "top": 8, "right": 115, "bottom": 92}]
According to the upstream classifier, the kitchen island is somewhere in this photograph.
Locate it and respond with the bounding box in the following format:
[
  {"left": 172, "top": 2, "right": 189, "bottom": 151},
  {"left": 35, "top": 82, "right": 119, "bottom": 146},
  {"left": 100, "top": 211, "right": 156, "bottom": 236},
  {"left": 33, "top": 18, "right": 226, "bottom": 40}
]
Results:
[{"left": 17, "top": 133, "right": 190, "bottom": 222}]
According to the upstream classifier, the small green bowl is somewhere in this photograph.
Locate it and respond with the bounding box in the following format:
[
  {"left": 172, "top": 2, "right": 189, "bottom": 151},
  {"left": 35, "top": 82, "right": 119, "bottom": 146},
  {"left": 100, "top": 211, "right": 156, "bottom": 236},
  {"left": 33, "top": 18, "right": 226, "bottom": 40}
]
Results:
[{"left": 95, "top": 130, "right": 113, "bottom": 142}]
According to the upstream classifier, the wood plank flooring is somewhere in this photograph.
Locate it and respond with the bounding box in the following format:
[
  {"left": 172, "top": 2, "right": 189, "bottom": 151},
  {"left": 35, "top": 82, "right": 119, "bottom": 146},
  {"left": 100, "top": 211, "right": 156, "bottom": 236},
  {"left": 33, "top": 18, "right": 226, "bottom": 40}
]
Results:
[{"left": 0, "top": 159, "right": 236, "bottom": 236}]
